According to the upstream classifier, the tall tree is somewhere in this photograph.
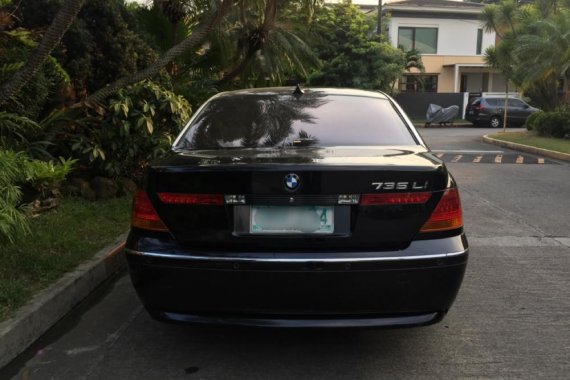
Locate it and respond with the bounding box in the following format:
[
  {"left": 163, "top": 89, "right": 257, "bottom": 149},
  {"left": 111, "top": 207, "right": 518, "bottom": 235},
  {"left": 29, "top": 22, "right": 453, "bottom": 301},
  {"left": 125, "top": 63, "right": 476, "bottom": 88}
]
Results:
[
  {"left": 484, "top": 44, "right": 514, "bottom": 131},
  {"left": 214, "top": 0, "right": 320, "bottom": 87},
  {"left": 0, "top": 0, "right": 86, "bottom": 106},
  {"left": 515, "top": 10, "right": 570, "bottom": 106},
  {"left": 481, "top": 0, "right": 523, "bottom": 130}
]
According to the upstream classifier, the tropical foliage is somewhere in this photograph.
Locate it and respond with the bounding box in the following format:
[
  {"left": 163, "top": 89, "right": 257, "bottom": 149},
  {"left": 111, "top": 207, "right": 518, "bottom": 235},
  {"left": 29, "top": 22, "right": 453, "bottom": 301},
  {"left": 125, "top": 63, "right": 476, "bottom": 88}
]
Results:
[
  {"left": 482, "top": 0, "right": 570, "bottom": 111},
  {"left": 0, "top": 0, "right": 435, "bottom": 243},
  {"left": 15, "top": 0, "right": 158, "bottom": 100},
  {"left": 0, "top": 30, "right": 70, "bottom": 120},
  {"left": 69, "top": 81, "right": 191, "bottom": 179},
  {"left": 308, "top": 0, "right": 406, "bottom": 91},
  {"left": 0, "top": 149, "right": 74, "bottom": 243}
]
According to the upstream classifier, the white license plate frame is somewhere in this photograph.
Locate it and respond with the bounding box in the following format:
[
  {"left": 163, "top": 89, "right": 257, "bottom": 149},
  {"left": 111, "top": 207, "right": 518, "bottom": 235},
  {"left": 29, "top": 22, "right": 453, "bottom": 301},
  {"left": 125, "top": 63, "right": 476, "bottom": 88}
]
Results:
[{"left": 250, "top": 206, "right": 334, "bottom": 235}]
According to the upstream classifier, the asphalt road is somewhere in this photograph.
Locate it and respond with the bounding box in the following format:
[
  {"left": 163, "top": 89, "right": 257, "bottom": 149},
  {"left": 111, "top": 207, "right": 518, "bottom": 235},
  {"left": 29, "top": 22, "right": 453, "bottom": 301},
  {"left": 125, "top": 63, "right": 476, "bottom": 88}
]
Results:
[{"left": 3, "top": 127, "right": 570, "bottom": 380}]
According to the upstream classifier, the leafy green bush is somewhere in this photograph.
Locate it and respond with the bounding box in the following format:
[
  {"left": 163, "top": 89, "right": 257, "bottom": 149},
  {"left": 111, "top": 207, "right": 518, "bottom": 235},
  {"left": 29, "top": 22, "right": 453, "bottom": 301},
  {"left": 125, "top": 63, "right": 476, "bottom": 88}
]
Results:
[
  {"left": 25, "top": 157, "right": 76, "bottom": 197},
  {"left": 0, "top": 150, "right": 74, "bottom": 243},
  {"left": 533, "top": 111, "right": 570, "bottom": 138},
  {"left": 69, "top": 81, "right": 191, "bottom": 180},
  {"left": 525, "top": 111, "right": 543, "bottom": 131}
]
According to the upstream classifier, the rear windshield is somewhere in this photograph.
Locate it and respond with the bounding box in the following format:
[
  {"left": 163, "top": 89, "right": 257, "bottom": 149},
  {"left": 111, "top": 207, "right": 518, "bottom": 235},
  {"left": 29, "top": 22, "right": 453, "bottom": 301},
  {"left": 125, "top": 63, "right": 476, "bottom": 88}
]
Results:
[{"left": 175, "top": 93, "right": 416, "bottom": 150}]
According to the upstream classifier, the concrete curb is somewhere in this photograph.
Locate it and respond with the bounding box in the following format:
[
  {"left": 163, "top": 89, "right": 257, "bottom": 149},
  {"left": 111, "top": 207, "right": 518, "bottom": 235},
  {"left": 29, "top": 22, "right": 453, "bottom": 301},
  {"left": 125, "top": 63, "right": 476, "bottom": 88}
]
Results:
[
  {"left": 483, "top": 135, "right": 570, "bottom": 162},
  {"left": 0, "top": 234, "right": 127, "bottom": 368}
]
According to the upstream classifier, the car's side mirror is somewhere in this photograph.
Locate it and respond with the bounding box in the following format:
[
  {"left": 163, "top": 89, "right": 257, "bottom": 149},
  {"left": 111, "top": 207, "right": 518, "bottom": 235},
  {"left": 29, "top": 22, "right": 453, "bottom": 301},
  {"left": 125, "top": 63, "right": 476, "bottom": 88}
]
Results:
[{"left": 523, "top": 104, "right": 530, "bottom": 109}]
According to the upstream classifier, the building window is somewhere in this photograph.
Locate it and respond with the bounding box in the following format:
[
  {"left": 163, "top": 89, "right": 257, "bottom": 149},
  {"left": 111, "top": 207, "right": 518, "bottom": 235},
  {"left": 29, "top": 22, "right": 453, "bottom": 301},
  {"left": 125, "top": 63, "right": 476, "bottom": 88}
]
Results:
[
  {"left": 398, "top": 27, "right": 438, "bottom": 54},
  {"left": 476, "top": 29, "right": 483, "bottom": 55},
  {"left": 399, "top": 75, "right": 438, "bottom": 92}
]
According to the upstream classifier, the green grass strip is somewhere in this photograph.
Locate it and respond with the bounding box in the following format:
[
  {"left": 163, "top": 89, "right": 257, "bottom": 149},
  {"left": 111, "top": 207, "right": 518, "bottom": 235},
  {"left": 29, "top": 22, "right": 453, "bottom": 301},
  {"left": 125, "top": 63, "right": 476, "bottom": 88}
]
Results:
[
  {"left": 488, "top": 132, "right": 570, "bottom": 154},
  {"left": 0, "top": 197, "right": 131, "bottom": 321}
]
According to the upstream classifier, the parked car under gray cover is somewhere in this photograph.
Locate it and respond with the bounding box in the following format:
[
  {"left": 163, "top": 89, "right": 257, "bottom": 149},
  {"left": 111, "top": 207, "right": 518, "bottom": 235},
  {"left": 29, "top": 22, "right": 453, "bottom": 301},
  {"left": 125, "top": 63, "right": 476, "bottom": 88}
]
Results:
[{"left": 425, "top": 104, "right": 460, "bottom": 127}]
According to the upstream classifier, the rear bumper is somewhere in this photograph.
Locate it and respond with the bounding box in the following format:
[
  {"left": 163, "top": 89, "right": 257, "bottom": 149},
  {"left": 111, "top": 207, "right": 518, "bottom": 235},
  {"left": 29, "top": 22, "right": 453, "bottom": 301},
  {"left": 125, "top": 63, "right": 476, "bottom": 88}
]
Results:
[{"left": 125, "top": 234, "right": 468, "bottom": 328}]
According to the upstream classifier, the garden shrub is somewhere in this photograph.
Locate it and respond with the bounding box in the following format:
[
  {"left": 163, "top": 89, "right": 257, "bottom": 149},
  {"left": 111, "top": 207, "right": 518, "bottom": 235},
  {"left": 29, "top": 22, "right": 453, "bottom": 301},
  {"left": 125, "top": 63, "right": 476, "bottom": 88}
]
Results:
[
  {"left": 69, "top": 81, "right": 191, "bottom": 180},
  {"left": 533, "top": 111, "right": 570, "bottom": 138},
  {"left": 0, "top": 150, "right": 74, "bottom": 243},
  {"left": 524, "top": 111, "right": 542, "bottom": 131}
]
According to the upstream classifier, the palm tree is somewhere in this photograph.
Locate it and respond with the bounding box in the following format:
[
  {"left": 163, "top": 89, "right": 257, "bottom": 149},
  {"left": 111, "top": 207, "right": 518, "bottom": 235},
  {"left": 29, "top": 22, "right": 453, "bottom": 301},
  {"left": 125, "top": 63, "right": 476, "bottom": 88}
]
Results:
[
  {"left": 480, "top": 0, "right": 524, "bottom": 131},
  {"left": 85, "top": 0, "right": 234, "bottom": 105},
  {"left": 214, "top": 0, "right": 320, "bottom": 87},
  {"left": 484, "top": 44, "right": 514, "bottom": 131},
  {"left": 86, "top": 0, "right": 319, "bottom": 105},
  {"left": 0, "top": 0, "right": 86, "bottom": 106},
  {"left": 481, "top": 3, "right": 503, "bottom": 38},
  {"left": 155, "top": 0, "right": 186, "bottom": 43},
  {"left": 391, "top": 48, "right": 424, "bottom": 93},
  {"left": 515, "top": 11, "right": 570, "bottom": 107}
]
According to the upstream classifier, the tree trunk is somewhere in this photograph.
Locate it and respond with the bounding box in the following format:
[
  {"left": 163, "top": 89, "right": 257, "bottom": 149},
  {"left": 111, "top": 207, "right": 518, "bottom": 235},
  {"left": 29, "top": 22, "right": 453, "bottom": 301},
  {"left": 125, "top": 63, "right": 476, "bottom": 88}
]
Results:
[
  {"left": 85, "top": 0, "right": 234, "bottom": 105},
  {"left": 0, "top": 0, "right": 86, "bottom": 106},
  {"left": 377, "top": 0, "right": 382, "bottom": 35},
  {"left": 503, "top": 81, "right": 509, "bottom": 133}
]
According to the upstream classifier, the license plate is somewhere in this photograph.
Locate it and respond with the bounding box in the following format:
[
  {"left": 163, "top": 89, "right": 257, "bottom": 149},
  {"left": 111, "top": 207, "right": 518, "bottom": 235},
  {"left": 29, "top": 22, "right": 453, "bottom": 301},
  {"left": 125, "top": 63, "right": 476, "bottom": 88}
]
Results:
[{"left": 250, "top": 206, "right": 334, "bottom": 234}]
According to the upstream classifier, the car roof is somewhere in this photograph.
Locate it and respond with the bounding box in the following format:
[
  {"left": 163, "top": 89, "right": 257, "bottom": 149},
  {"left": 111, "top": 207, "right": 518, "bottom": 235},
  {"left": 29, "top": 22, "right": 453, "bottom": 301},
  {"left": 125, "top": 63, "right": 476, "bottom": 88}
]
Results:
[{"left": 213, "top": 87, "right": 390, "bottom": 100}]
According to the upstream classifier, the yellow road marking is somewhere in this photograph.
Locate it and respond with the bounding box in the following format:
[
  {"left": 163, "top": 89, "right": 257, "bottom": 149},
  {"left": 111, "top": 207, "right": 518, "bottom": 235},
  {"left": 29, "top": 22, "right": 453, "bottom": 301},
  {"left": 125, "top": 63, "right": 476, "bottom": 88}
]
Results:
[
  {"left": 495, "top": 155, "right": 503, "bottom": 164},
  {"left": 538, "top": 157, "right": 545, "bottom": 164},
  {"left": 435, "top": 153, "right": 444, "bottom": 158},
  {"left": 473, "top": 155, "right": 483, "bottom": 163},
  {"left": 516, "top": 155, "right": 524, "bottom": 164},
  {"left": 452, "top": 154, "right": 463, "bottom": 163}
]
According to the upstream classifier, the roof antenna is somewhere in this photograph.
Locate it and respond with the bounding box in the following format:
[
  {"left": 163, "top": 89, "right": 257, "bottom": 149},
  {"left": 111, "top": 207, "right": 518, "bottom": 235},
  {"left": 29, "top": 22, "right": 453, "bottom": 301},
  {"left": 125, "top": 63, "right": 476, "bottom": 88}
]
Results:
[{"left": 293, "top": 83, "right": 304, "bottom": 96}]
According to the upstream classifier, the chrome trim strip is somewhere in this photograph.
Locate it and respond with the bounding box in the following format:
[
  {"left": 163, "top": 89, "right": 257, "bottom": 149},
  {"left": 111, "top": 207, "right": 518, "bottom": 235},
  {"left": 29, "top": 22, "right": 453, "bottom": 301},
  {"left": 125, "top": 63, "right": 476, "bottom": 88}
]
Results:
[
  {"left": 161, "top": 311, "right": 440, "bottom": 328},
  {"left": 125, "top": 248, "right": 467, "bottom": 263}
]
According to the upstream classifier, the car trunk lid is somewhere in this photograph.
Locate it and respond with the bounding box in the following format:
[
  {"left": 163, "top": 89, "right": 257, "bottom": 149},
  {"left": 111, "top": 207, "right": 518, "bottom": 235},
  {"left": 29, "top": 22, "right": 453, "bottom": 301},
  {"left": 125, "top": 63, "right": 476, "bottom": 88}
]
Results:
[{"left": 144, "top": 147, "right": 449, "bottom": 251}]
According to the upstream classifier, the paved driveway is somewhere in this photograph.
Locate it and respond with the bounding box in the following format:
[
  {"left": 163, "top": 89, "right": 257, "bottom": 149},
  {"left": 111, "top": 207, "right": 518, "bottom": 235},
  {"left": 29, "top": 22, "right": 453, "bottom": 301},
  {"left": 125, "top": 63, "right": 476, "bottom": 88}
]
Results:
[{"left": 3, "top": 128, "right": 569, "bottom": 380}]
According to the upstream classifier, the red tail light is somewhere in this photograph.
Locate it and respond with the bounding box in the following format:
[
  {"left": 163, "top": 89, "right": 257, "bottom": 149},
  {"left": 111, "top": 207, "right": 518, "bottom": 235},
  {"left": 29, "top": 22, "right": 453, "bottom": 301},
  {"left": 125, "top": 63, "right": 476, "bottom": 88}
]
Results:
[
  {"left": 132, "top": 190, "right": 168, "bottom": 231},
  {"left": 420, "top": 188, "right": 463, "bottom": 233},
  {"left": 360, "top": 192, "right": 431, "bottom": 205},
  {"left": 157, "top": 193, "right": 224, "bottom": 205}
]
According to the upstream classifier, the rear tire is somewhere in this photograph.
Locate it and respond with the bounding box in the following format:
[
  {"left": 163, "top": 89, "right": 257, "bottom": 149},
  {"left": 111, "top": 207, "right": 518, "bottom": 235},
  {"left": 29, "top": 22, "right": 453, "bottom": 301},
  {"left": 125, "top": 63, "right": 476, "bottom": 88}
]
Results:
[{"left": 489, "top": 116, "right": 502, "bottom": 128}]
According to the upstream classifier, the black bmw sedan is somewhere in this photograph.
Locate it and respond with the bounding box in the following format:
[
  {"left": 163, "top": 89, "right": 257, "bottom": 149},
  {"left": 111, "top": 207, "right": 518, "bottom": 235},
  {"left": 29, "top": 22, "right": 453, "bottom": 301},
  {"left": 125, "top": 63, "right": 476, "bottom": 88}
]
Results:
[{"left": 125, "top": 87, "right": 468, "bottom": 328}]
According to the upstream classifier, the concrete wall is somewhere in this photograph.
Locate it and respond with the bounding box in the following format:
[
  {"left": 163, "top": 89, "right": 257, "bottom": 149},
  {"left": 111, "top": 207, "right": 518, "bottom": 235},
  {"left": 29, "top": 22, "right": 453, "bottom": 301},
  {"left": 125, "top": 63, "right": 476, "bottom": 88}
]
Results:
[
  {"left": 490, "top": 73, "right": 507, "bottom": 92},
  {"left": 393, "top": 92, "right": 465, "bottom": 120}
]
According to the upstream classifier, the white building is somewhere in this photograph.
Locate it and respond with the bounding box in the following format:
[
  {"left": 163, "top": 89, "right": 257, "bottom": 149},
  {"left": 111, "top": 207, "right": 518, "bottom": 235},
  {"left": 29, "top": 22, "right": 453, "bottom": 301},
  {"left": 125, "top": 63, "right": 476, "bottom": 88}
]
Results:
[{"left": 330, "top": 0, "right": 508, "bottom": 94}]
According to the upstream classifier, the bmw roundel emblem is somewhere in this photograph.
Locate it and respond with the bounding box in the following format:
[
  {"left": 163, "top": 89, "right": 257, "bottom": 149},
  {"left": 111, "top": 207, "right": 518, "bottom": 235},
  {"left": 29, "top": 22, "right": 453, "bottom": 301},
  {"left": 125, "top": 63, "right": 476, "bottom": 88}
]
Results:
[{"left": 284, "top": 173, "right": 300, "bottom": 191}]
